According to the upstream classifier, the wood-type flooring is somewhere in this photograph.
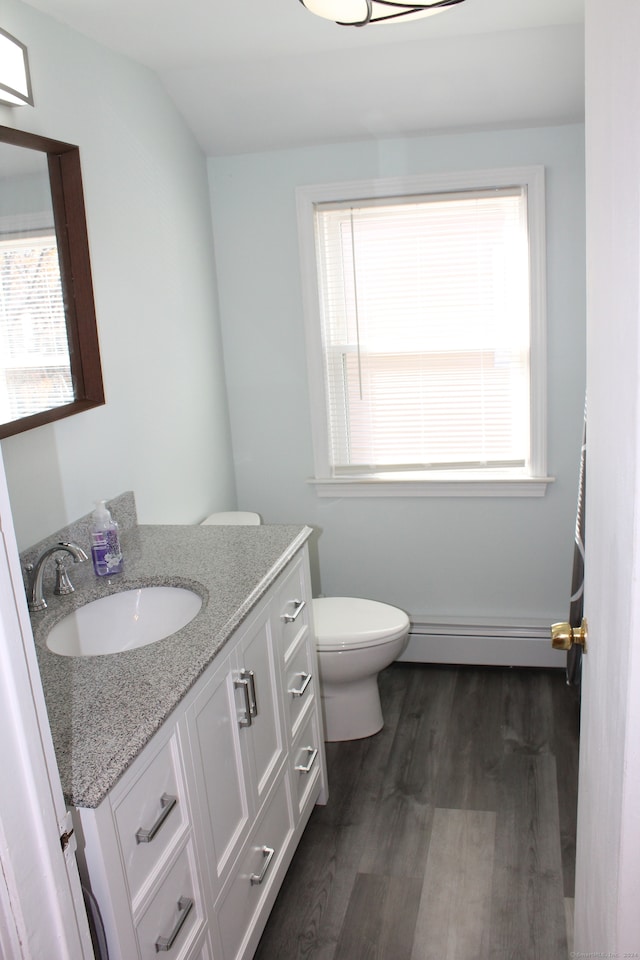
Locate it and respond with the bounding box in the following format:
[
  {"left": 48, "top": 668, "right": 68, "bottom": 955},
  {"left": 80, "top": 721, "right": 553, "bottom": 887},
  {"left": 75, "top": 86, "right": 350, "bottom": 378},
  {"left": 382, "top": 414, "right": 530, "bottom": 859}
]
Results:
[{"left": 254, "top": 663, "right": 580, "bottom": 960}]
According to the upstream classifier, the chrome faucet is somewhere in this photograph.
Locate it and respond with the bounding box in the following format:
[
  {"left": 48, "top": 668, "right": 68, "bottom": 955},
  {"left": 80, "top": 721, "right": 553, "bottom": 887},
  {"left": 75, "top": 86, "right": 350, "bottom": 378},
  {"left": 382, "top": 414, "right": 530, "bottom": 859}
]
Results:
[{"left": 26, "top": 542, "right": 89, "bottom": 612}]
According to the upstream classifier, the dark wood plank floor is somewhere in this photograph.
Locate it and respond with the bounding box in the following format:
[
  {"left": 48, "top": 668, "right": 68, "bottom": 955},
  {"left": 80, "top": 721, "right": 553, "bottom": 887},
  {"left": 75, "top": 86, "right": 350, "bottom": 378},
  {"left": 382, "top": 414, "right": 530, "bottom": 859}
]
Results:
[{"left": 255, "top": 663, "right": 580, "bottom": 960}]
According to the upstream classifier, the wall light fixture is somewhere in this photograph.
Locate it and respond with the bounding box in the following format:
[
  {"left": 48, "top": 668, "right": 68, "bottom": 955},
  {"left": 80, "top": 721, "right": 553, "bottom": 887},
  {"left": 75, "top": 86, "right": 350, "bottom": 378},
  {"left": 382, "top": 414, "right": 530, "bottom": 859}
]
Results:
[
  {"left": 0, "top": 27, "right": 33, "bottom": 106},
  {"left": 299, "top": 0, "right": 465, "bottom": 27}
]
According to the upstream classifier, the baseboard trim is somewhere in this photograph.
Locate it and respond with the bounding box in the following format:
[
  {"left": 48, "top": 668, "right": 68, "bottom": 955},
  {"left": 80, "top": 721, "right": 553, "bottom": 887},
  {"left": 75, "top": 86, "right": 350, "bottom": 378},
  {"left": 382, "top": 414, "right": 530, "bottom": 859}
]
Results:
[{"left": 399, "top": 616, "right": 566, "bottom": 668}]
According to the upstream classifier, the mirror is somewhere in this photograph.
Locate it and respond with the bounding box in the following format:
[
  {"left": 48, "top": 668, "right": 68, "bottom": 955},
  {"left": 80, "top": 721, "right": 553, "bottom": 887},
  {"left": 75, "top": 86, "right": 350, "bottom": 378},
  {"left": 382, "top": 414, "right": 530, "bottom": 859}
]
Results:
[{"left": 0, "top": 125, "right": 104, "bottom": 439}]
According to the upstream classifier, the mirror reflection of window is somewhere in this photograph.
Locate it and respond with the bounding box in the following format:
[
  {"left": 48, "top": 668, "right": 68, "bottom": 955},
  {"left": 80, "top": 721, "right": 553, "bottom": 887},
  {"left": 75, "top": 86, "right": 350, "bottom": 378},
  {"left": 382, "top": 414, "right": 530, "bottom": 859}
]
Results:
[
  {"left": 0, "top": 143, "right": 73, "bottom": 426},
  {"left": 0, "top": 127, "right": 104, "bottom": 439},
  {"left": 0, "top": 218, "right": 72, "bottom": 422}
]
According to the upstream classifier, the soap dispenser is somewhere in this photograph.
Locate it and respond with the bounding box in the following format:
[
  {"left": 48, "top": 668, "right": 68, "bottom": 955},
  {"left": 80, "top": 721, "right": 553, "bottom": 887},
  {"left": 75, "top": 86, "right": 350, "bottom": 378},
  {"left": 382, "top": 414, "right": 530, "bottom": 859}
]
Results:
[{"left": 91, "top": 500, "right": 124, "bottom": 577}]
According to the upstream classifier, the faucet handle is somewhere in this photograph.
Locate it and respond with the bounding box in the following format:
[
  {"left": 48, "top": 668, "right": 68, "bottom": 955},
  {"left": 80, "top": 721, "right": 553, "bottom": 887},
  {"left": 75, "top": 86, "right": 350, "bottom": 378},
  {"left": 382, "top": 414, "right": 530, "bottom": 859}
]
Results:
[
  {"left": 27, "top": 542, "right": 89, "bottom": 612},
  {"left": 53, "top": 557, "right": 76, "bottom": 597}
]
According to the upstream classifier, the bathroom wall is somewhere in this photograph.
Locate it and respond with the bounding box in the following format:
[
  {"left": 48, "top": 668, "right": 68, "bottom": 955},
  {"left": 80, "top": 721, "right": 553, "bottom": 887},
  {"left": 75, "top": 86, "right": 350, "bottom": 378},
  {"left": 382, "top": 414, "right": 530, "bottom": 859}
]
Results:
[
  {"left": 0, "top": 0, "right": 236, "bottom": 549},
  {"left": 208, "top": 125, "right": 586, "bottom": 628},
  {"left": 0, "top": 0, "right": 586, "bottom": 635}
]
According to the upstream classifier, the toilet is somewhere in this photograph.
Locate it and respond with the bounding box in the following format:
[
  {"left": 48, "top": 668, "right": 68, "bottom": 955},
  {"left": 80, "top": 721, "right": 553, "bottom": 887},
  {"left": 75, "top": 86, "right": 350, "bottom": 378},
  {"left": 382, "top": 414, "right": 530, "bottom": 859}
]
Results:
[
  {"left": 201, "top": 511, "right": 261, "bottom": 525},
  {"left": 313, "top": 597, "right": 409, "bottom": 742},
  {"left": 200, "top": 512, "right": 409, "bottom": 742}
]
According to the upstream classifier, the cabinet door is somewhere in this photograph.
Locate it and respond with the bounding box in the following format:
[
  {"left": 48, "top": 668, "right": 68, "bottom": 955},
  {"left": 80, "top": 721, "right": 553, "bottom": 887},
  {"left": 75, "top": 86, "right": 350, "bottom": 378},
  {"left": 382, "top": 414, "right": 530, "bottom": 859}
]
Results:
[
  {"left": 236, "top": 608, "right": 285, "bottom": 810},
  {"left": 186, "top": 651, "right": 251, "bottom": 891}
]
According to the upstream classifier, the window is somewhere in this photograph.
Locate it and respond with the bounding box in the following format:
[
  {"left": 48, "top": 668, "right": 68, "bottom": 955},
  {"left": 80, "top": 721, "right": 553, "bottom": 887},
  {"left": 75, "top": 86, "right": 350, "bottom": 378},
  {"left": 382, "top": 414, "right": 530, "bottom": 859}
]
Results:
[{"left": 297, "top": 167, "right": 550, "bottom": 497}]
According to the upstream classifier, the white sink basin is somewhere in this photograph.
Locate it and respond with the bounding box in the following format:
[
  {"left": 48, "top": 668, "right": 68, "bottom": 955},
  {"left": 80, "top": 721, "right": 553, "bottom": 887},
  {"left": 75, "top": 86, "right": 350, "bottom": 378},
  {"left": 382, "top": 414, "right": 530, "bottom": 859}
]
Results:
[{"left": 46, "top": 586, "right": 203, "bottom": 657}]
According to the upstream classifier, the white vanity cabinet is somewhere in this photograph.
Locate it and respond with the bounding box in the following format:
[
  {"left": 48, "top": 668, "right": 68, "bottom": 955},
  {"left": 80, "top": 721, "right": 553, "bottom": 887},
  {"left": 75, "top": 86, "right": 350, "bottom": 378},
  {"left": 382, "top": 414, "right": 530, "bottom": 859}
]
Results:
[{"left": 73, "top": 544, "right": 326, "bottom": 960}]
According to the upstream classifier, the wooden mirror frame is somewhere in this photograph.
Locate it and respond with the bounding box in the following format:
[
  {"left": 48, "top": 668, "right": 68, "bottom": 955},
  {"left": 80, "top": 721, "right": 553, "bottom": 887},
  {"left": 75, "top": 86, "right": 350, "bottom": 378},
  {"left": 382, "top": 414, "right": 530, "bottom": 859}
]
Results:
[{"left": 0, "top": 125, "right": 104, "bottom": 440}]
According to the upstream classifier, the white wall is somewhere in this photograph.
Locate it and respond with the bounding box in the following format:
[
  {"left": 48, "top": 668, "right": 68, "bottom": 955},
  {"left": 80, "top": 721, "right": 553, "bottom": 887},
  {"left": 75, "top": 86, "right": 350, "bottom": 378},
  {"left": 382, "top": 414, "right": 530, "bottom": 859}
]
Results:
[
  {"left": 209, "top": 125, "right": 586, "bottom": 625},
  {"left": 0, "top": 0, "right": 586, "bottom": 632},
  {"left": 0, "top": 0, "right": 237, "bottom": 549}
]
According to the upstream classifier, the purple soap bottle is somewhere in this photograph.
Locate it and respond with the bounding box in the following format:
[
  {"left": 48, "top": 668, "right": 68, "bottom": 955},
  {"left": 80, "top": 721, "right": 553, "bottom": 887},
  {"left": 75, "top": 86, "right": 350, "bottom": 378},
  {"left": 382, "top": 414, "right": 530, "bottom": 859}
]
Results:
[{"left": 91, "top": 500, "right": 124, "bottom": 577}]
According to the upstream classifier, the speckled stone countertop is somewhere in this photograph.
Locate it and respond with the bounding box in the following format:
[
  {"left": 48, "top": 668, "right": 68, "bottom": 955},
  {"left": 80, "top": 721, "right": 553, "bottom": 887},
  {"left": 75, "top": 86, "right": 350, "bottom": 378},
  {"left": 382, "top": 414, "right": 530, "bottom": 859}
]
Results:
[{"left": 30, "top": 522, "right": 313, "bottom": 809}]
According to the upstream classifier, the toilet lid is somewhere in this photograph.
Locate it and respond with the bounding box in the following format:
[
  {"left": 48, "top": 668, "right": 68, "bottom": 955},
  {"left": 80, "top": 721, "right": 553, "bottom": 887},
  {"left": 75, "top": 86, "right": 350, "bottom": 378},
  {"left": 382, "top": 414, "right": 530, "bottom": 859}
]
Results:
[{"left": 312, "top": 597, "right": 410, "bottom": 651}]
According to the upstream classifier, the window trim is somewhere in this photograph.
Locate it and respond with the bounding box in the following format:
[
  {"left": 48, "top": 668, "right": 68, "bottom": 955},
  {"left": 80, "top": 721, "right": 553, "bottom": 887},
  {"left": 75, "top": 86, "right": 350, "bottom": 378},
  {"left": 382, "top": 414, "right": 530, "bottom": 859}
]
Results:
[{"left": 296, "top": 166, "right": 553, "bottom": 498}]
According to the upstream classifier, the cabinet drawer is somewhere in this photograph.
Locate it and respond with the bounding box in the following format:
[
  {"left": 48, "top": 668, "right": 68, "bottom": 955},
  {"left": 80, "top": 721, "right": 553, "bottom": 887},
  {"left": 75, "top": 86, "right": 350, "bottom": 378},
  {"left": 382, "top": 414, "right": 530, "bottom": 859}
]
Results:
[
  {"left": 113, "top": 733, "right": 188, "bottom": 906},
  {"left": 135, "top": 841, "right": 203, "bottom": 960},
  {"left": 283, "top": 636, "right": 316, "bottom": 738},
  {"left": 274, "top": 557, "right": 310, "bottom": 662},
  {"left": 290, "top": 708, "right": 322, "bottom": 820},
  {"left": 216, "top": 776, "right": 293, "bottom": 960}
]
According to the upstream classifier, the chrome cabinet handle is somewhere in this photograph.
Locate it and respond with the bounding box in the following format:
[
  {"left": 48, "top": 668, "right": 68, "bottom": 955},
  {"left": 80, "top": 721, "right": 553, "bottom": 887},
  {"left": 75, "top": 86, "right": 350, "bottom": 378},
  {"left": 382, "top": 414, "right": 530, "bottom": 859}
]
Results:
[
  {"left": 249, "top": 846, "right": 275, "bottom": 886},
  {"left": 234, "top": 675, "right": 252, "bottom": 727},
  {"left": 241, "top": 668, "right": 258, "bottom": 718},
  {"left": 294, "top": 746, "right": 318, "bottom": 774},
  {"left": 155, "top": 896, "right": 193, "bottom": 952},
  {"left": 136, "top": 794, "right": 177, "bottom": 844},
  {"left": 288, "top": 672, "right": 312, "bottom": 698},
  {"left": 281, "top": 599, "right": 306, "bottom": 623}
]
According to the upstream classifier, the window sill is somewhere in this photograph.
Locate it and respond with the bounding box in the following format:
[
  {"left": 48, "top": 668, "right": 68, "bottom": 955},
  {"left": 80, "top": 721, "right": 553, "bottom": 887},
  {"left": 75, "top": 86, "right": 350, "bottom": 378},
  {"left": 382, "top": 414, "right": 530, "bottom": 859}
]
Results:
[{"left": 307, "top": 474, "right": 555, "bottom": 498}]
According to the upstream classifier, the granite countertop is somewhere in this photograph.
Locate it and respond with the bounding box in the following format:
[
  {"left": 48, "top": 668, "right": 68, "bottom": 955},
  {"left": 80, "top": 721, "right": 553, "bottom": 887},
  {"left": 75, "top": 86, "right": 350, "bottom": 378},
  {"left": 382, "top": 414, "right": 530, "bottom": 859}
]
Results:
[{"left": 30, "top": 522, "right": 313, "bottom": 809}]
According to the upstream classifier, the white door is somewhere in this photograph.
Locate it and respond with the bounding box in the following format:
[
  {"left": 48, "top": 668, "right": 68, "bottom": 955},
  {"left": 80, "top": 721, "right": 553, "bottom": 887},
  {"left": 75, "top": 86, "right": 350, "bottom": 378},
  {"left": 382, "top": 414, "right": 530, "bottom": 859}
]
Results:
[
  {"left": 574, "top": 0, "right": 640, "bottom": 951},
  {"left": 0, "top": 445, "right": 93, "bottom": 959}
]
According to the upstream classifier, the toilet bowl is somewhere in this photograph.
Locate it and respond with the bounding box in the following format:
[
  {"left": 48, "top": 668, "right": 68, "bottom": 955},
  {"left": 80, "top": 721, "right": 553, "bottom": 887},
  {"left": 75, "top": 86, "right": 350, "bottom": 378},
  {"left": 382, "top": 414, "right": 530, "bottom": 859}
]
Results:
[
  {"left": 313, "top": 597, "right": 410, "bottom": 742},
  {"left": 198, "top": 513, "right": 409, "bottom": 743}
]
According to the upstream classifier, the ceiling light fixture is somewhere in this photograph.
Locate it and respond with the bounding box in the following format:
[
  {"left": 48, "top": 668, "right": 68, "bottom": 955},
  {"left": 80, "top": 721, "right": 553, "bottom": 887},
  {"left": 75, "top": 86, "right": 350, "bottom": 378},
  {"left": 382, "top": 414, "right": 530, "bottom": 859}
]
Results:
[
  {"left": 0, "top": 27, "right": 34, "bottom": 106},
  {"left": 299, "top": 0, "right": 465, "bottom": 27}
]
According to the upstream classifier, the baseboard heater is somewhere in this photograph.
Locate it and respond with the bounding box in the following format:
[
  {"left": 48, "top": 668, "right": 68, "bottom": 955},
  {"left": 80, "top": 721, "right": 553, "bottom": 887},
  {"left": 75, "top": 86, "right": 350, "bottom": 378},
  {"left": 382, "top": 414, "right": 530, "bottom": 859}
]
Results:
[{"left": 399, "top": 616, "right": 566, "bottom": 669}]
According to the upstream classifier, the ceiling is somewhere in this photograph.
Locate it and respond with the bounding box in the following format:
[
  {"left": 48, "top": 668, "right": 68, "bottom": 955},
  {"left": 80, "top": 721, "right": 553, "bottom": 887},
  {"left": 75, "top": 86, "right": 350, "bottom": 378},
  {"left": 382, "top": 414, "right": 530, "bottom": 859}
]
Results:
[{"left": 23, "top": 0, "right": 585, "bottom": 156}]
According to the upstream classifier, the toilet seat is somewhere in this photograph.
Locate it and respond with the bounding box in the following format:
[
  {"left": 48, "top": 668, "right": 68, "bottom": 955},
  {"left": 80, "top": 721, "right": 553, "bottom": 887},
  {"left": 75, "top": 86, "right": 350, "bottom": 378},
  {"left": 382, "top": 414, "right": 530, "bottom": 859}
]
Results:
[{"left": 313, "top": 597, "right": 410, "bottom": 651}]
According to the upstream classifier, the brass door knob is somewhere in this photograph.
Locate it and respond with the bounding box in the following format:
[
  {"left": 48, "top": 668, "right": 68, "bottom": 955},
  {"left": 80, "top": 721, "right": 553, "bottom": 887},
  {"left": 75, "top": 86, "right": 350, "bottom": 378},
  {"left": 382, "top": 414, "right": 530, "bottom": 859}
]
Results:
[{"left": 551, "top": 617, "right": 588, "bottom": 652}]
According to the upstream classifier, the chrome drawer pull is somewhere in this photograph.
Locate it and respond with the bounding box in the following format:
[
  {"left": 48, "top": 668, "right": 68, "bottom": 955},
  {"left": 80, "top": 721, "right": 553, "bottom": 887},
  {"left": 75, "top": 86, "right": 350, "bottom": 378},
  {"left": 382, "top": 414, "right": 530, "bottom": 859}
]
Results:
[
  {"left": 288, "top": 672, "right": 312, "bottom": 698},
  {"left": 136, "top": 794, "right": 177, "bottom": 844},
  {"left": 155, "top": 896, "right": 193, "bottom": 952},
  {"left": 241, "top": 668, "right": 258, "bottom": 718},
  {"left": 294, "top": 746, "right": 318, "bottom": 774},
  {"left": 234, "top": 675, "right": 252, "bottom": 727},
  {"left": 249, "top": 846, "right": 275, "bottom": 886},
  {"left": 281, "top": 599, "right": 306, "bottom": 623}
]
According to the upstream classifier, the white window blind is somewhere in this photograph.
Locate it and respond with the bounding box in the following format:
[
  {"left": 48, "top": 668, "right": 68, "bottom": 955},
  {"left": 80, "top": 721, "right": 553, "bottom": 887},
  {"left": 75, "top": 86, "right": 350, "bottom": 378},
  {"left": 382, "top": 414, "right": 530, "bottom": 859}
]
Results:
[
  {"left": 313, "top": 188, "right": 531, "bottom": 476},
  {"left": 0, "top": 230, "right": 72, "bottom": 423}
]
